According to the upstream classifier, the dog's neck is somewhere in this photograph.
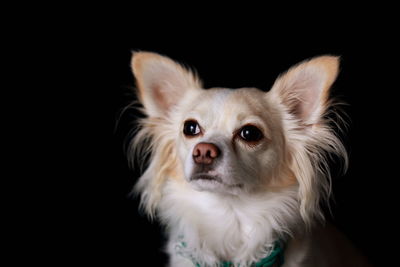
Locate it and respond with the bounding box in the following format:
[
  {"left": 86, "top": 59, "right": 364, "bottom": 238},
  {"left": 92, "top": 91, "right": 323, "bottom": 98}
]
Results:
[
  {"left": 174, "top": 235, "right": 285, "bottom": 267},
  {"left": 158, "top": 179, "right": 302, "bottom": 266}
]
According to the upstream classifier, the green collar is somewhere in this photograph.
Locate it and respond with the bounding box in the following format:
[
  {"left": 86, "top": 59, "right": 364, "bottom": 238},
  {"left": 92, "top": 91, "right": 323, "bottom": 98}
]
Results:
[{"left": 175, "top": 236, "right": 285, "bottom": 267}]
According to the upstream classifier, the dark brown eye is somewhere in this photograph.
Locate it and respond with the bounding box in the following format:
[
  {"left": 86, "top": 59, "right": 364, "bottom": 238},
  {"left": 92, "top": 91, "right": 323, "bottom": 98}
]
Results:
[
  {"left": 239, "top": 125, "right": 263, "bottom": 142},
  {"left": 183, "top": 120, "right": 201, "bottom": 136}
]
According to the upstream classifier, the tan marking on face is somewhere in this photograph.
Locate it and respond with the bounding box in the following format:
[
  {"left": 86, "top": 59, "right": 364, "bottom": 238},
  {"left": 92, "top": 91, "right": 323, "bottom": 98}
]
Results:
[{"left": 269, "top": 170, "right": 298, "bottom": 189}]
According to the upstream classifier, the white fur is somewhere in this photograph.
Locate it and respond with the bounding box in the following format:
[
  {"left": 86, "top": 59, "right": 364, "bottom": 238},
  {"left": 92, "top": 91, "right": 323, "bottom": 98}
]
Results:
[
  {"left": 161, "top": 180, "right": 300, "bottom": 266},
  {"left": 129, "top": 52, "right": 351, "bottom": 267}
]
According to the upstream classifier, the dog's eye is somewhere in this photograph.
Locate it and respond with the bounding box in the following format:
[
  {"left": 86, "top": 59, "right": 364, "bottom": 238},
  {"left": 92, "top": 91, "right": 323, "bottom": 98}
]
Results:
[
  {"left": 183, "top": 120, "right": 201, "bottom": 136},
  {"left": 239, "top": 125, "right": 263, "bottom": 142}
]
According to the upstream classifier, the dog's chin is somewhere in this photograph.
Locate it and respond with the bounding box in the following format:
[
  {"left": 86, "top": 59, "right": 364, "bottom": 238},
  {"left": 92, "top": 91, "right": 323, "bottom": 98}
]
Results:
[{"left": 189, "top": 173, "right": 243, "bottom": 195}]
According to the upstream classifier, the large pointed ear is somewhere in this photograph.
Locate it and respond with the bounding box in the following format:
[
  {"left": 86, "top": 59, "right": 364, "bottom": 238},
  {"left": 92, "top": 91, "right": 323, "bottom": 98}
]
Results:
[
  {"left": 270, "top": 56, "right": 340, "bottom": 125},
  {"left": 131, "top": 52, "right": 202, "bottom": 117}
]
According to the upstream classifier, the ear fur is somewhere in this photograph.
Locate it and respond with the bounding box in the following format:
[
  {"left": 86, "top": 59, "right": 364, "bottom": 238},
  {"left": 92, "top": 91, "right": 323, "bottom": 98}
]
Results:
[
  {"left": 270, "top": 56, "right": 339, "bottom": 125},
  {"left": 131, "top": 52, "right": 202, "bottom": 117},
  {"left": 269, "top": 56, "right": 347, "bottom": 225}
]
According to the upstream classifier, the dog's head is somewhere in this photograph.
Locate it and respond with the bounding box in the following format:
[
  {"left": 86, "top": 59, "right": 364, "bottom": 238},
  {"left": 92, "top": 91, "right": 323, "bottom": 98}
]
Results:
[{"left": 130, "top": 52, "right": 347, "bottom": 224}]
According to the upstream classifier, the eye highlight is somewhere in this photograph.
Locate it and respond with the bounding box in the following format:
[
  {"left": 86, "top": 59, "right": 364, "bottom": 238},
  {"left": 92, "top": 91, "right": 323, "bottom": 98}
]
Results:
[
  {"left": 183, "top": 120, "right": 201, "bottom": 137},
  {"left": 238, "top": 125, "right": 264, "bottom": 143}
]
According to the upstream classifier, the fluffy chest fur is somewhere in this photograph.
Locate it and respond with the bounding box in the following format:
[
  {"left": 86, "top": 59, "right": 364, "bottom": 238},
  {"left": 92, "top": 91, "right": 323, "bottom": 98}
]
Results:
[{"left": 159, "top": 180, "right": 300, "bottom": 266}]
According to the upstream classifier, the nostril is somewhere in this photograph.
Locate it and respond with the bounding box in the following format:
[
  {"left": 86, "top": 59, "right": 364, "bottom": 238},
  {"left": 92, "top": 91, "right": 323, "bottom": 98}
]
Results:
[
  {"left": 209, "top": 147, "right": 219, "bottom": 158},
  {"left": 193, "top": 148, "right": 200, "bottom": 157},
  {"left": 206, "top": 148, "right": 218, "bottom": 159}
]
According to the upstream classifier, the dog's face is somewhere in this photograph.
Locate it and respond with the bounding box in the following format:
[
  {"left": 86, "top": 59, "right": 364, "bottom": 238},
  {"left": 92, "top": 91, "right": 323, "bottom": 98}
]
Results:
[
  {"left": 131, "top": 52, "right": 345, "bottom": 220},
  {"left": 176, "top": 88, "right": 286, "bottom": 195}
]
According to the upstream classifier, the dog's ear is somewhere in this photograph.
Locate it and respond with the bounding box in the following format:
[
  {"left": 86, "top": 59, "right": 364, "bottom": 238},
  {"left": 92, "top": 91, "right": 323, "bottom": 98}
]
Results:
[
  {"left": 270, "top": 56, "right": 339, "bottom": 125},
  {"left": 270, "top": 56, "right": 343, "bottom": 225},
  {"left": 131, "top": 52, "right": 202, "bottom": 117}
]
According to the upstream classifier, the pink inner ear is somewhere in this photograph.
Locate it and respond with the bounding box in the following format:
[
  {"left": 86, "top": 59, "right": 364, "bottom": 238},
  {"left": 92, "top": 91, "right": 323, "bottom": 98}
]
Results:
[
  {"left": 275, "top": 65, "right": 327, "bottom": 126},
  {"left": 295, "top": 74, "right": 324, "bottom": 123},
  {"left": 145, "top": 65, "right": 183, "bottom": 113},
  {"left": 271, "top": 56, "right": 339, "bottom": 126},
  {"left": 133, "top": 52, "right": 204, "bottom": 117},
  {"left": 151, "top": 82, "right": 172, "bottom": 112}
]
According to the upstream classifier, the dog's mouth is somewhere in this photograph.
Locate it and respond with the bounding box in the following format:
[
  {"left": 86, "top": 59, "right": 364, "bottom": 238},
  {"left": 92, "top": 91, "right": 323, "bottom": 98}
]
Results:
[
  {"left": 190, "top": 173, "right": 243, "bottom": 189},
  {"left": 191, "top": 173, "right": 223, "bottom": 183}
]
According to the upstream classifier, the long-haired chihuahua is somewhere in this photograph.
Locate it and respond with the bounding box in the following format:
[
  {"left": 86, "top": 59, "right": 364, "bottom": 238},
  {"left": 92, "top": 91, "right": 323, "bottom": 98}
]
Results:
[{"left": 128, "top": 52, "right": 371, "bottom": 267}]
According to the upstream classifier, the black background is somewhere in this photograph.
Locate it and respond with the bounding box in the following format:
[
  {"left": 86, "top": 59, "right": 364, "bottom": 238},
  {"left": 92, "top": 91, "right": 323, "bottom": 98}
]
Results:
[{"left": 59, "top": 20, "right": 399, "bottom": 267}]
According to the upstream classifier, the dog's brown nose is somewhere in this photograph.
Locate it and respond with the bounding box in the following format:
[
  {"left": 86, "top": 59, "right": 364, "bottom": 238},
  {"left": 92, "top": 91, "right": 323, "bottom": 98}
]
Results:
[{"left": 193, "top": 143, "right": 220, "bottom": 165}]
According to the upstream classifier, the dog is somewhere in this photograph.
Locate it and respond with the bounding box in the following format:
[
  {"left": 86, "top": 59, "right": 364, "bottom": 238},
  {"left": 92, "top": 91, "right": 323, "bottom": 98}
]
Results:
[{"left": 129, "top": 52, "right": 371, "bottom": 266}]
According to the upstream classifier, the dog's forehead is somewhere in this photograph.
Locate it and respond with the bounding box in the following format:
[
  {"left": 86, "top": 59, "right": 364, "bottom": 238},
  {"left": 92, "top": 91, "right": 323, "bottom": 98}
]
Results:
[
  {"left": 183, "top": 87, "right": 270, "bottom": 131},
  {"left": 194, "top": 87, "right": 267, "bottom": 114}
]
